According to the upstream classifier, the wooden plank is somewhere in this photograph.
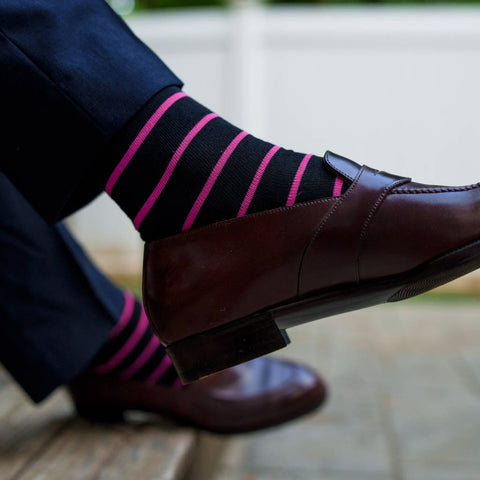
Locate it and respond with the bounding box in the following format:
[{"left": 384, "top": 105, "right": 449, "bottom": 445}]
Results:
[
  {"left": 16, "top": 417, "right": 133, "bottom": 480},
  {"left": 0, "top": 387, "right": 71, "bottom": 479},
  {"left": 16, "top": 413, "right": 197, "bottom": 480},
  {"left": 97, "top": 417, "right": 197, "bottom": 480},
  {"left": 0, "top": 370, "right": 197, "bottom": 480}
]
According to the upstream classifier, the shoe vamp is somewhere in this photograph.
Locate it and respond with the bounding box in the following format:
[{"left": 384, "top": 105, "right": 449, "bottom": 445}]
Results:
[{"left": 360, "top": 187, "right": 480, "bottom": 279}]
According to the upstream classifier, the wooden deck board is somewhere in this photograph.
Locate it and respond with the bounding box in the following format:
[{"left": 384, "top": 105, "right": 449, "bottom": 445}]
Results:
[
  {"left": 0, "top": 388, "right": 71, "bottom": 479},
  {"left": 0, "top": 370, "right": 197, "bottom": 480}
]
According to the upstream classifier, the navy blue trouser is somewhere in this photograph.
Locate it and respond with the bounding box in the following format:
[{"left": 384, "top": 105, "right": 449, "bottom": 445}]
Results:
[
  {"left": 0, "top": 171, "right": 127, "bottom": 402},
  {"left": 0, "top": 0, "right": 182, "bottom": 401},
  {"left": 0, "top": 0, "right": 182, "bottom": 223}
]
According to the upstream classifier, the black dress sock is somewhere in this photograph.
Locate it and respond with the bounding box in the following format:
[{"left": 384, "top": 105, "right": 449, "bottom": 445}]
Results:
[
  {"left": 104, "top": 86, "right": 349, "bottom": 241},
  {"left": 91, "top": 292, "right": 179, "bottom": 387}
]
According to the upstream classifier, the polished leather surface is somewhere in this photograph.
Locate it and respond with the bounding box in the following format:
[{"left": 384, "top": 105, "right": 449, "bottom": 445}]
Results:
[
  {"left": 300, "top": 165, "right": 409, "bottom": 294},
  {"left": 360, "top": 181, "right": 480, "bottom": 279},
  {"left": 69, "top": 357, "right": 326, "bottom": 433},
  {"left": 144, "top": 197, "right": 336, "bottom": 343},
  {"left": 144, "top": 150, "right": 480, "bottom": 345}
]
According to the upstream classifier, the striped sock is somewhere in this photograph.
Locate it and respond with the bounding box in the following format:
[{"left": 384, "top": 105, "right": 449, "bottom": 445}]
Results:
[
  {"left": 91, "top": 291, "right": 180, "bottom": 388},
  {"left": 103, "top": 86, "right": 349, "bottom": 241}
]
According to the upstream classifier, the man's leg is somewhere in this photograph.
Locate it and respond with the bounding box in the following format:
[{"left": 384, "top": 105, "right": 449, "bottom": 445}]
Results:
[
  {"left": 0, "top": 0, "right": 182, "bottom": 223},
  {"left": 0, "top": 171, "right": 124, "bottom": 402},
  {"left": 0, "top": 169, "right": 184, "bottom": 402},
  {"left": 1, "top": 0, "right": 479, "bottom": 384},
  {"left": 0, "top": 171, "right": 326, "bottom": 431},
  {"left": 0, "top": 0, "right": 342, "bottom": 232}
]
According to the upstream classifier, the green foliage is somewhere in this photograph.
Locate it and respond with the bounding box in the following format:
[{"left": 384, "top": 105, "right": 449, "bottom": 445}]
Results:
[
  {"left": 266, "top": 0, "right": 478, "bottom": 3},
  {"left": 135, "top": 0, "right": 480, "bottom": 8},
  {"left": 136, "top": 0, "right": 226, "bottom": 9}
]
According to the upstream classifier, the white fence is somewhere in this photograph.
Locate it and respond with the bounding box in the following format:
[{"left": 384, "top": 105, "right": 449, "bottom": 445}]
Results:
[{"left": 69, "top": 5, "right": 480, "bottom": 278}]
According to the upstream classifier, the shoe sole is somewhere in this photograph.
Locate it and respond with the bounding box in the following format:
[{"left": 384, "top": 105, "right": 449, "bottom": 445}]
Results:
[
  {"left": 168, "top": 238, "right": 480, "bottom": 384},
  {"left": 73, "top": 379, "right": 327, "bottom": 434}
]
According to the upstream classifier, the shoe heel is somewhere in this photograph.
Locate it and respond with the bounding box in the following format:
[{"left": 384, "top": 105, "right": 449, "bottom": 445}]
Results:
[
  {"left": 75, "top": 403, "right": 125, "bottom": 423},
  {"left": 166, "top": 312, "right": 290, "bottom": 385}
]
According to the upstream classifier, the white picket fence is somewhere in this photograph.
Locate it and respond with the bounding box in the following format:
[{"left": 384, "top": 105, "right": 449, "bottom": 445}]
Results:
[{"left": 69, "top": 5, "right": 480, "bottom": 280}]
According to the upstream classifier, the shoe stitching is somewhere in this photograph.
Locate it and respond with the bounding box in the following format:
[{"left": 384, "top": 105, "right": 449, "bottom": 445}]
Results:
[
  {"left": 392, "top": 183, "right": 480, "bottom": 194},
  {"left": 356, "top": 177, "right": 410, "bottom": 283},
  {"left": 297, "top": 166, "right": 365, "bottom": 295},
  {"left": 146, "top": 196, "right": 338, "bottom": 244}
]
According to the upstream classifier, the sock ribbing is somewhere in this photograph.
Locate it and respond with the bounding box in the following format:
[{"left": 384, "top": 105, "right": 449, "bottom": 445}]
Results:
[
  {"left": 104, "top": 86, "right": 349, "bottom": 240},
  {"left": 92, "top": 291, "right": 178, "bottom": 386}
]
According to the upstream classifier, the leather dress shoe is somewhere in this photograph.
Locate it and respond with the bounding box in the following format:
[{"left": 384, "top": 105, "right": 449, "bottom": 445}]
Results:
[
  {"left": 143, "top": 151, "right": 480, "bottom": 383},
  {"left": 68, "top": 356, "right": 326, "bottom": 434}
]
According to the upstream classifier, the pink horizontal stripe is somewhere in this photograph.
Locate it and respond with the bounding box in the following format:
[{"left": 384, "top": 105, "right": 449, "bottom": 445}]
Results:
[
  {"left": 145, "top": 354, "right": 172, "bottom": 385},
  {"left": 333, "top": 176, "right": 344, "bottom": 197},
  {"left": 237, "top": 145, "right": 281, "bottom": 217},
  {"left": 107, "top": 291, "right": 135, "bottom": 340},
  {"left": 94, "top": 307, "right": 148, "bottom": 374},
  {"left": 105, "top": 91, "right": 187, "bottom": 195},
  {"left": 133, "top": 112, "right": 219, "bottom": 229},
  {"left": 120, "top": 335, "right": 160, "bottom": 380},
  {"left": 183, "top": 131, "right": 249, "bottom": 231},
  {"left": 286, "top": 154, "right": 313, "bottom": 206}
]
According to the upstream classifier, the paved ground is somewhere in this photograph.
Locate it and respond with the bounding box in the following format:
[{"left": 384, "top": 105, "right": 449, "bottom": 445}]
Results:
[
  {"left": 2, "top": 299, "right": 480, "bottom": 479},
  {"left": 211, "top": 299, "right": 480, "bottom": 480}
]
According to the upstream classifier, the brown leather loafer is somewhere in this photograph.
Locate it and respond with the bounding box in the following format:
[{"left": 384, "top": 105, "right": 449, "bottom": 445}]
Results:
[
  {"left": 144, "top": 151, "right": 480, "bottom": 383},
  {"left": 68, "top": 357, "right": 326, "bottom": 434}
]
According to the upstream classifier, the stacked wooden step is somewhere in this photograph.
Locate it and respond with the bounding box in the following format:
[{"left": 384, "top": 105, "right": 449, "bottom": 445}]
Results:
[{"left": 0, "top": 368, "right": 198, "bottom": 480}]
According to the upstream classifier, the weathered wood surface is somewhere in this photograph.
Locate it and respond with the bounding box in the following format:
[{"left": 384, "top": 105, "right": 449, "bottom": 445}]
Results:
[{"left": 0, "top": 369, "right": 197, "bottom": 480}]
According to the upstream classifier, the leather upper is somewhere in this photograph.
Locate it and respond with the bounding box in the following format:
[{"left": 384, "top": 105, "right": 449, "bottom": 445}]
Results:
[
  {"left": 144, "top": 150, "right": 480, "bottom": 345},
  {"left": 69, "top": 356, "right": 326, "bottom": 433},
  {"left": 144, "top": 196, "right": 337, "bottom": 343},
  {"left": 300, "top": 154, "right": 410, "bottom": 294}
]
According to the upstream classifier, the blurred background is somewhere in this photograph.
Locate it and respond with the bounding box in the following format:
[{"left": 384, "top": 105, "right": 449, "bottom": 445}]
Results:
[
  {"left": 62, "top": 1, "right": 480, "bottom": 479},
  {"left": 70, "top": 0, "right": 480, "bottom": 292}
]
